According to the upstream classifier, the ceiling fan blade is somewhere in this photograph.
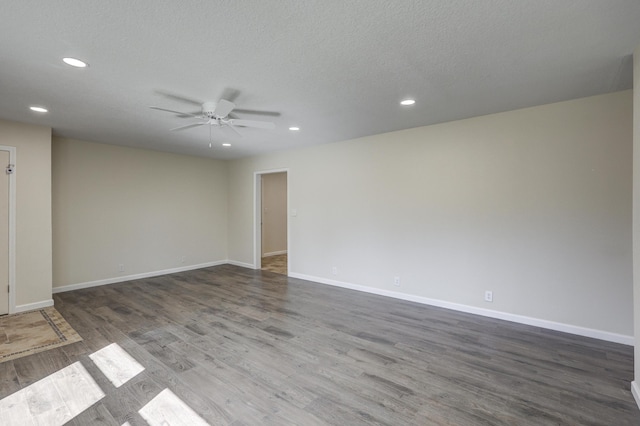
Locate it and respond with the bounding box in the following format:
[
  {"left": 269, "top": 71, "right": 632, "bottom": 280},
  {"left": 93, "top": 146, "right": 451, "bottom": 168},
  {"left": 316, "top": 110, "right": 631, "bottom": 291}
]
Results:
[
  {"left": 170, "top": 123, "right": 205, "bottom": 131},
  {"left": 233, "top": 108, "right": 281, "bottom": 117},
  {"left": 214, "top": 99, "right": 235, "bottom": 118},
  {"left": 226, "top": 123, "right": 243, "bottom": 137},
  {"left": 150, "top": 106, "right": 200, "bottom": 118},
  {"left": 228, "top": 119, "right": 275, "bottom": 130},
  {"left": 155, "top": 91, "right": 203, "bottom": 106},
  {"left": 220, "top": 87, "right": 241, "bottom": 103}
]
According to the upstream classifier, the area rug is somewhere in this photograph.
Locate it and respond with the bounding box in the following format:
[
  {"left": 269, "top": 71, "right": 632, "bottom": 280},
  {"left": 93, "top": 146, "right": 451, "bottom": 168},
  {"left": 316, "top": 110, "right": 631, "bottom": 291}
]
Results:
[{"left": 0, "top": 307, "right": 82, "bottom": 363}]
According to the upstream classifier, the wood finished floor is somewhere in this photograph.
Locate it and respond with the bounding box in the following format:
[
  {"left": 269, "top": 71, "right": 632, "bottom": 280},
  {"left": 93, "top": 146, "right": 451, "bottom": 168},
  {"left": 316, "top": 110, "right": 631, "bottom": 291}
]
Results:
[
  {"left": 1, "top": 264, "right": 638, "bottom": 425},
  {"left": 261, "top": 254, "right": 287, "bottom": 275}
]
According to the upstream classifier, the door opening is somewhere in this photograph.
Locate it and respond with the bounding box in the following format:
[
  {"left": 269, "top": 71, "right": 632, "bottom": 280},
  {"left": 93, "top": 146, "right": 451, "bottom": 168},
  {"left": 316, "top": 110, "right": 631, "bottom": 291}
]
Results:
[{"left": 254, "top": 170, "right": 288, "bottom": 276}]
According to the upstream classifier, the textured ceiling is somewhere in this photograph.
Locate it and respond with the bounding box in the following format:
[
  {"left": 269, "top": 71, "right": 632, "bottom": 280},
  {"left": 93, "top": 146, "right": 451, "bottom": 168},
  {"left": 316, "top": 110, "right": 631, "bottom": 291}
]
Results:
[{"left": 1, "top": 1, "right": 639, "bottom": 159}]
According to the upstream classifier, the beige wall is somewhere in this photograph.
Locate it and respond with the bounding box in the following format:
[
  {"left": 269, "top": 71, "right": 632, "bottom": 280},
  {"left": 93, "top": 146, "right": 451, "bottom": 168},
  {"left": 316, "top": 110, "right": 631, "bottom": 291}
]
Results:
[
  {"left": 0, "top": 119, "right": 52, "bottom": 310},
  {"left": 0, "top": 90, "right": 629, "bottom": 345},
  {"left": 261, "top": 172, "right": 287, "bottom": 256},
  {"left": 52, "top": 138, "right": 228, "bottom": 288},
  {"left": 632, "top": 46, "right": 640, "bottom": 400},
  {"left": 228, "top": 91, "right": 633, "bottom": 337}
]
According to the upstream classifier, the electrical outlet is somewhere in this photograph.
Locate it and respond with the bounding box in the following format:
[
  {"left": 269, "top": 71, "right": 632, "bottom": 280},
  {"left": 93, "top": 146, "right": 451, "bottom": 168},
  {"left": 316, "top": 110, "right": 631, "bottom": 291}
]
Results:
[
  {"left": 484, "top": 290, "right": 493, "bottom": 302},
  {"left": 332, "top": 266, "right": 338, "bottom": 275},
  {"left": 393, "top": 276, "right": 401, "bottom": 286},
  {"left": 118, "top": 264, "right": 125, "bottom": 272},
  {"left": 180, "top": 256, "right": 186, "bottom": 264}
]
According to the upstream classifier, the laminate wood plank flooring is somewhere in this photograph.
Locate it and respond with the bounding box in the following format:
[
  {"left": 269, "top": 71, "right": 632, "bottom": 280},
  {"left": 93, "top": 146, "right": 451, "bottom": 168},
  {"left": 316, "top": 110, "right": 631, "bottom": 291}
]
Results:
[
  {"left": 1, "top": 264, "right": 637, "bottom": 425},
  {"left": 261, "top": 254, "right": 287, "bottom": 275}
]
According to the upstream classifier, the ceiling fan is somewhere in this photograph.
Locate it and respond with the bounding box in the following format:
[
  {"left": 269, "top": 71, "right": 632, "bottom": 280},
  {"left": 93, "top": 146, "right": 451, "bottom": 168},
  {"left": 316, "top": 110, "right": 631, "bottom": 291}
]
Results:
[{"left": 150, "top": 95, "right": 276, "bottom": 136}]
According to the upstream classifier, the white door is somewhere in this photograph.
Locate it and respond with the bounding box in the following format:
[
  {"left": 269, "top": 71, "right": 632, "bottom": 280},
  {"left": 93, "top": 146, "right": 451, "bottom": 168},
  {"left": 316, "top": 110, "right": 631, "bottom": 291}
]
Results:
[{"left": 0, "top": 150, "right": 9, "bottom": 315}]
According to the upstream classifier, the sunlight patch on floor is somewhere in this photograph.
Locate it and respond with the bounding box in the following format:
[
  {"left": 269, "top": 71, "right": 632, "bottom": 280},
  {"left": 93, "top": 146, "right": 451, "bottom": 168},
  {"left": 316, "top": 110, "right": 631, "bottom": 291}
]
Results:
[
  {"left": 139, "top": 388, "right": 210, "bottom": 426},
  {"left": 1, "top": 342, "right": 208, "bottom": 425},
  {"left": 0, "top": 361, "right": 105, "bottom": 425},
  {"left": 89, "top": 342, "right": 145, "bottom": 388}
]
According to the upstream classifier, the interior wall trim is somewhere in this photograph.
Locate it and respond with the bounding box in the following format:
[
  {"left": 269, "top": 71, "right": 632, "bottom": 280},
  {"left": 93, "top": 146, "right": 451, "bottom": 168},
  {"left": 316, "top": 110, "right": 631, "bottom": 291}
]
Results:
[
  {"left": 49, "top": 261, "right": 632, "bottom": 346},
  {"left": 253, "top": 168, "right": 290, "bottom": 274},
  {"left": 52, "top": 261, "right": 228, "bottom": 294},
  {"left": 288, "top": 272, "right": 634, "bottom": 346},
  {"left": 226, "top": 260, "right": 256, "bottom": 269},
  {"left": 262, "top": 250, "right": 288, "bottom": 257},
  {"left": 15, "top": 299, "right": 54, "bottom": 313},
  {"left": 0, "top": 145, "right": 17, "bottom": 314},
  {"left": 632, "top": 381, "right": 640, "bottom": 411}
]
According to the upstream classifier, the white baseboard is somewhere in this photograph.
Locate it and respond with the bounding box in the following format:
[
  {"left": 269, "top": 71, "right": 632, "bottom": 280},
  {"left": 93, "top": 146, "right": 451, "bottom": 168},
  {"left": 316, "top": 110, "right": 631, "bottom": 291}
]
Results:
[
  {"left": 632, "top": 381, "right": 640, "bottom": 411},
  {"left": 52, "top": 261, "right": 227, "bottom": 294},
  {"left": 49, "top": 262, "right": 633, "bottom": 346},
  {"left": 226, "top": 260, "right": 256, "bottom": 269},
  {"left": 15, "top": 299, "right": 54, "bottom": 313},
  {"left": 262, "top": 250, "right": 288, "bottom": 257},
  {"left": 288, "top": 272, "right": 634, "bottom": 346}
]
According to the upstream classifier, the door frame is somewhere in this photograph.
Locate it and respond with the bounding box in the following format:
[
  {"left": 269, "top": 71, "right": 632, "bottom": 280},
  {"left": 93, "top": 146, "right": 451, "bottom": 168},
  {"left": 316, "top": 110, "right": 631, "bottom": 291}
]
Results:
[
  {"left": 0, "top": 145, "right": 16, "bottom": 314},
  {"left": 254, "top": 168, "right": 289, "bottom": 275}
]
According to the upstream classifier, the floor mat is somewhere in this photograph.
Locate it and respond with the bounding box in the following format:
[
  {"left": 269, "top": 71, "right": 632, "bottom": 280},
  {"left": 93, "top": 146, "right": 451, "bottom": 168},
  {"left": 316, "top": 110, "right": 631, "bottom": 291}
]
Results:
[{"left": 0, "top": 307, "right": 82, "bottom": 363}]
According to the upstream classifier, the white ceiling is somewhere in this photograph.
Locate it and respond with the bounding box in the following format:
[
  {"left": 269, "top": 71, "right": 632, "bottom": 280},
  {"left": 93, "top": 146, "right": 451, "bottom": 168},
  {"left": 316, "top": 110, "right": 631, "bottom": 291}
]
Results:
[{"left": 1, "top": 1, "right": 639, "bottom": 160}]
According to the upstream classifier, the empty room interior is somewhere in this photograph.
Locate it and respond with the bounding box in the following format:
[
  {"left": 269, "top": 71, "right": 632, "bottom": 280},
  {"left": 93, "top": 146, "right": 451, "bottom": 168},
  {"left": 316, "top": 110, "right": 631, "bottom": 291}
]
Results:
[{"left": 2, "top": 1, "right": 640, "bottom": 425}]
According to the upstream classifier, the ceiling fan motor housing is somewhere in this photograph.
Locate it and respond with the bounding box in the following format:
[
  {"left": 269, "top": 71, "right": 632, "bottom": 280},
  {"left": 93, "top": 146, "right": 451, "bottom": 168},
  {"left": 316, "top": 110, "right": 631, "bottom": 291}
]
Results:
[{"left": 202, "top": 102, "right": 218, "bottom": 118}]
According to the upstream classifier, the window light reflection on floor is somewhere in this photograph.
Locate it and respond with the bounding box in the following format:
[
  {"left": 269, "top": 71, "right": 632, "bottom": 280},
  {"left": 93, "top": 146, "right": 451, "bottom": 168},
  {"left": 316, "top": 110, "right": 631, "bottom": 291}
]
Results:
[
  {"left": 89, "top": 342, "right": 145, "bottom": 388},
  {"left": 139, "top": 388, "right": 211, "bottom": 426},
  {"left": 0, "top": 342, "right": 207, "bottom": 425},
  {"left": 0, "top": 361, "right": 105, "bottom": 425}
]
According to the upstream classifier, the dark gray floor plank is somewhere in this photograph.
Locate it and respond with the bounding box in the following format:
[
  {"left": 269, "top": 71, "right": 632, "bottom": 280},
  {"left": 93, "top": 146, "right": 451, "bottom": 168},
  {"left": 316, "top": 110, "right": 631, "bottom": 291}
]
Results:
[
  {"left": 66, "top": 402, "right": 119, "bottom": 426},
  {"left": 0, "top": 360, "right": 20, "bottom": 397}
]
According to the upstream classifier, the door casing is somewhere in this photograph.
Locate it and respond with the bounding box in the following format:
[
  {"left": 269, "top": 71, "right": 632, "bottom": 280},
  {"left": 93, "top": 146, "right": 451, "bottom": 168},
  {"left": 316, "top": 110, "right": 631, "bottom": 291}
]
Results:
[
  {"left": 254, "top": 168, "right": 289, "bottom": 275},
  {"left": 0, "top": 145, "right": 16, "bottom": 315}
]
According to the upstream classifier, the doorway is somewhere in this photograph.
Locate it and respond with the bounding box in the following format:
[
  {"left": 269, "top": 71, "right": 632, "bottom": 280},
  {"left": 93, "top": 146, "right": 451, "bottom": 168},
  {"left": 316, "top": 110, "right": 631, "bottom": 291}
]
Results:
[
  {"left": 0, "top": 146, "right": 16, "bottom": 315},
  {"left": 254, "top": 170, "right": 288, "bottom": 275}
]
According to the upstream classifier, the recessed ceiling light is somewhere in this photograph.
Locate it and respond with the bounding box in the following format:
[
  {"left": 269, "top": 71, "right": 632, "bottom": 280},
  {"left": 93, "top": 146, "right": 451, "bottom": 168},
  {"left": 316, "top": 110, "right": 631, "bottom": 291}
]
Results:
[
  {"left": 289, "top": 127, "right": 300, "bottom": 131},
  {"left": 222, "top": 143, "right": 231, "bottom": 147},
  {"left": 29, "top": 106, "right": 48, "bottom": 113},
  {"left": 62, "top": 57, "right": 88, "bottom": 68},
  {"left": 400, "top": 99, "right": 416, "bottom": 106}
]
